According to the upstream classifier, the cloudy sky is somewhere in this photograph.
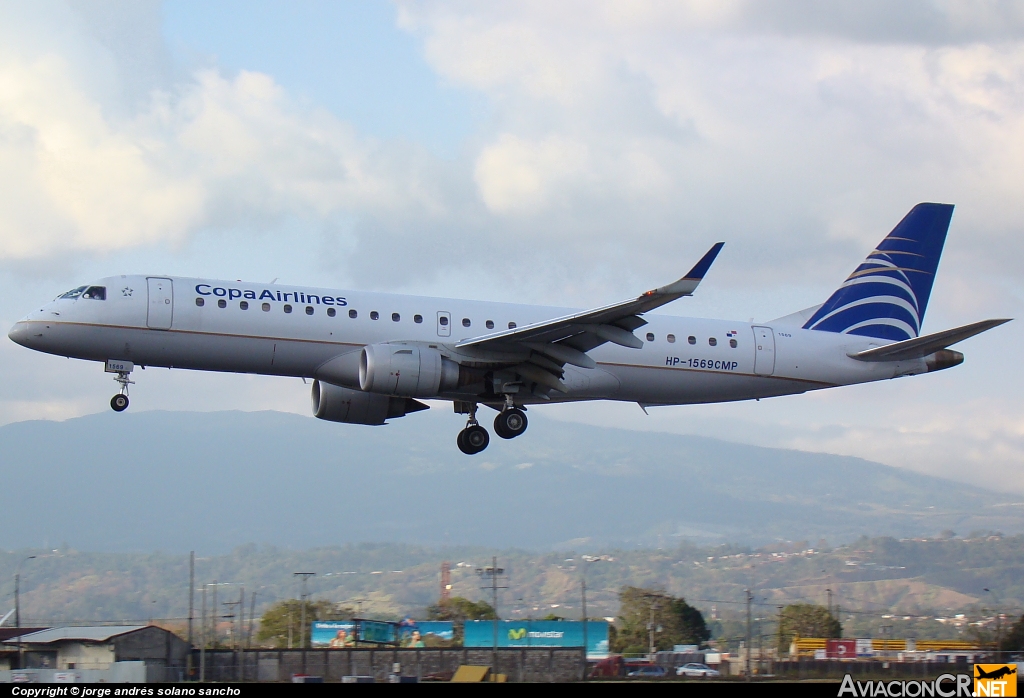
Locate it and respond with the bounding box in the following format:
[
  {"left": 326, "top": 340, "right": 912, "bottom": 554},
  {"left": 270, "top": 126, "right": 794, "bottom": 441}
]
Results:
[{"left": 2, "top": 1, "right": 1022, "bottom": 491}]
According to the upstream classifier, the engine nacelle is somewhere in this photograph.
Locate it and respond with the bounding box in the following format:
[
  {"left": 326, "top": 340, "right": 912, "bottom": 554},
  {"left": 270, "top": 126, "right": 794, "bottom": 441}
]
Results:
[
  {"left": 311, "top": 380, "right": 427, "bottom": 425},
  {"left": 359, "top": 343, "right": 461, "bottom": 397}
]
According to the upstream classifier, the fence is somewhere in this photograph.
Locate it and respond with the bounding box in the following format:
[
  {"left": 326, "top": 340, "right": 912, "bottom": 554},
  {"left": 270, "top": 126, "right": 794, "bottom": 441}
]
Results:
[{"left": 192, "top": 647, "right": 586, "bottom": 683}]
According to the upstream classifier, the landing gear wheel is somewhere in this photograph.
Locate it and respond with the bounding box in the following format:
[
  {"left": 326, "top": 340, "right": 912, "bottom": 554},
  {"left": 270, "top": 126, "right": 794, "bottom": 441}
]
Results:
[
  {"left": 111, "top": 394, "right": 129, "bottom": 412},
  {"left": 457, "top": 425, "right": 490, "bottom": 455},
  {"left": 494, "top": 408, "right": 528, "bottom": 439}
]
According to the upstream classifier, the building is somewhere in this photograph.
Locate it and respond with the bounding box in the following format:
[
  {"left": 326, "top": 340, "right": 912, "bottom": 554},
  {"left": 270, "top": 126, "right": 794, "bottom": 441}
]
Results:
[
  {"left": 0, "top": 629, "right": 48, "bottom": 671},
  {"left": 1, "top": 625, "right": 190, "bottom": 679}
]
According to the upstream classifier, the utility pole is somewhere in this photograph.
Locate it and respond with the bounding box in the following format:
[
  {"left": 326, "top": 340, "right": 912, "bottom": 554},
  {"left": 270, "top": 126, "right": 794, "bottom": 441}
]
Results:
[
  {"left": 211, "top": 580, "right": 218, "bottom": 650},
  {"left": 476, "top": 557, "right": 507, "bottom": 676},
  {"left": 440, "top": 561, "right": 451, "bottom": 603},
  {"left": 581, "top": 577, "right": 588, "bottom": 683},
  {"left": 15, "top": 555, "right": 36, "bottom": 671},
  {"left": 200, "top": 585, "right": 207, "bottom": 682},
  {"left": 826, "top": 588, "right": 833, "bottom": 620},
  {"left": 247, "top": 591, "right": 258, "bottom": 649},
  {"left": 187, "top": 552, "right": 195, "bottom": 681},
  {"left": 745, "top": 589, "right": 753, "bottom": 682},
  {"left": 237, "top": 587, "right": 244, "bottom": 681},
  {"left": 294, "top": 572, "right": 315, "bottom": 676},
  {"left": 777, "top": 606, "right": 785, "bottom": 662}
]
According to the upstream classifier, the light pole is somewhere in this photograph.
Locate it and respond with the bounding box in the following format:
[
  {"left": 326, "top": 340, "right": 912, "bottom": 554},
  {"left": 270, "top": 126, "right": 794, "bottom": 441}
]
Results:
[
  {"left": 294, "top": 572, "right": 315, "bottom": 676},
  {"left": 983, "top": 588, "right": 1003, "bottom": 658},
  {"left": 476, "top": 558, "right": 507, "bottom": 675},
  {"left": 15, "top": 555, "right": 37, "bottom": 670},
  {"left": 580, "top": 555, "right": 605, "bottom": 682}
]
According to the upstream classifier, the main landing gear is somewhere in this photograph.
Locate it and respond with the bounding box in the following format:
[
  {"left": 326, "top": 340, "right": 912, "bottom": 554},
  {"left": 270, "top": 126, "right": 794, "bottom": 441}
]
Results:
[
  {"left": 456, "top": 399, "right": 529, "bottom": 455},
  {"left": 456, "top": 403, "right": 489, "bottom": 455}
]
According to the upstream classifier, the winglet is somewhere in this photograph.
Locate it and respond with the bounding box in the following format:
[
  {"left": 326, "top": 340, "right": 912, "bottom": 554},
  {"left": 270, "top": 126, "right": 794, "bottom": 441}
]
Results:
[
  {"left": 647, "top": 242, "right": 724, "bottom": 298},
  {"left": 685, "top": 242, "right": 725, "bottom": 280}
]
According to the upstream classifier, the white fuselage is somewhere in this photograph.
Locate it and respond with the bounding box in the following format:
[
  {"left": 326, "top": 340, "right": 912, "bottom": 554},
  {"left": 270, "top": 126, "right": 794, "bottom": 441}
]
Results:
[{"left": 9, "top": 275, "right": 931, "bottom": 407}]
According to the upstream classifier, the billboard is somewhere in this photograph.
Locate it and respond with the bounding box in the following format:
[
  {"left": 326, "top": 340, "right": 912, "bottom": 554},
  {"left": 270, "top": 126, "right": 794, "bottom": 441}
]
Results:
[
  {"left": 397, "top": 620, "right": 454, "bottom": 647},
  {"left": 311, "top": 621, "right": 356, "bottom": 648},
  {"left": 312, "top": 620, "right": 453, "bottom": 648},
  {"left": 464, "top": 620, "right": 609, "bottom": 659},
  {"left": 827, "top": 639, "right": 857, "bottom": 659}
]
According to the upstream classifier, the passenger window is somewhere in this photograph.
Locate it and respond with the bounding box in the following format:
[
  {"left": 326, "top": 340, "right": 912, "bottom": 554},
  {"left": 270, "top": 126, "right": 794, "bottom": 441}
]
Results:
[
  {"left": 486, "top": 320, "right": 494, "bottom": 329},
  {"left": 729, "top": 339, "right": 738, "bottom": 348},
  {"left": 349, "top": 309, "right": 358, "bottom": 319},
  {"left": 709, "top": 337, "right": 717, "bottom": 346},
  {"left": 218, "top": 299, "right": 227, "bottom": 309},
  {"left": 240, "top": 301, "right": 248, "bottom": 310},
  {"left": 414, "top": 314, "right": 423, "bottom": 323},
  {"left": 327, "top": 307, "right": 336, "bottom": 317},
  {"left": 667, "top": 334, "right": 676, "bottom": 343},
  {"left": 688, "top": 336, "right": 696, "bottom": 345},
  {"left": 305, "top": 306, "right": 314, "bottom": 315},
  {"left": 284, "top": 305, "right": 293, "bottom": 314},
  {"left": 646, "top": 332, "right": 655, "bottom": 342},
  {"left": 370, "top": 311, "right": 379, "bottom": 320},
  {"left": 462, "top": 318, "right": 471, "bottom": 327},
  {"left": 508, "top": 322, "right": 517, "bottom": 329},
  {"left": 195, "top": 298, "right": 205, "bottom": 307},
  {"left": 392, "top": 312, "right": 400, "bottom": 322},
  {"left": 439, "top": 316, "right": 449, "bottom": 326},
  {"left": 262, "top": 303, "right": 271, "bottom": 312},
  {"left": 83, "top": 286, "right": 106, "bottom": 300}
]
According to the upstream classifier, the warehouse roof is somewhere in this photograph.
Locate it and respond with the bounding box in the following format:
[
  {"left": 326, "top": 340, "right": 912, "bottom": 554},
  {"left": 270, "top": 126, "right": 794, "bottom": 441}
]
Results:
[{"left": 2, "top": 626, "right": 147, "bottom": 644}]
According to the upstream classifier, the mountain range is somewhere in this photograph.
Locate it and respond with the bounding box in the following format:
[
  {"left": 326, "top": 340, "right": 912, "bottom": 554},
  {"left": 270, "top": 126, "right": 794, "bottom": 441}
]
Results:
[{"left": 1, "top": 409, "right": 1021, "bottom": 552}]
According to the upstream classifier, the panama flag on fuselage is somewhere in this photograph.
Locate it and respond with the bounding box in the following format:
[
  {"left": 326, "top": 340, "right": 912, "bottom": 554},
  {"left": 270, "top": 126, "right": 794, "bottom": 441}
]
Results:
[{"left": 803, "top": 203, "right": 953, "bottom": 342}]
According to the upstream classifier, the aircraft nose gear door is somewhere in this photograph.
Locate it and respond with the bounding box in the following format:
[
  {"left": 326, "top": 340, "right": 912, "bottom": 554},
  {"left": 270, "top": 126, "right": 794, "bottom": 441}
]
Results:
[
  {"left": 147, "top": 277, "right": 173, "bottom": 329},
  {"left": 752, "top": 326, "right": 776, "bottom": 376},
  {"left": 437, "top": 311, "right": 451, "bottom": 337}
]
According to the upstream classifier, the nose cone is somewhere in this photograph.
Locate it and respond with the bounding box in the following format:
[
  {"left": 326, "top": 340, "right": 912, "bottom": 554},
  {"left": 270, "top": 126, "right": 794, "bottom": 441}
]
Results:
[{"left": 8, "top": 321, "right": 33, "bottom": 348}]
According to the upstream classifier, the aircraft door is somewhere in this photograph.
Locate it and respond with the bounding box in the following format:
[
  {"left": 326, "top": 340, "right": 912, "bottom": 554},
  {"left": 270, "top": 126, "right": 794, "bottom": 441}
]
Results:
[
  {"left": 437, "top": 311, "right": 451, "bottom": 337},
  {"left": 147, "top": 277, "right": 173, "bottom": 330},
  {"left": 752, "top": 326, "right": 775, "bottom": 376}
]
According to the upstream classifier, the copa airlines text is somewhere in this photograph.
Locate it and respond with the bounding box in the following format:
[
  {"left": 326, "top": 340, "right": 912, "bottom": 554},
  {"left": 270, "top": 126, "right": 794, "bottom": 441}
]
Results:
[{"left": 9, "top": 203, "right": 1009, "bottom": 454}]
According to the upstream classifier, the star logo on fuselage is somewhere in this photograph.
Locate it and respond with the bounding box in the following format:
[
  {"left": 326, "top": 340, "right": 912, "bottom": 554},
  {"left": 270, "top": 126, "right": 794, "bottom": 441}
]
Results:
[{"left": 122, "top": 287, "right": 133, "bottom": 297}]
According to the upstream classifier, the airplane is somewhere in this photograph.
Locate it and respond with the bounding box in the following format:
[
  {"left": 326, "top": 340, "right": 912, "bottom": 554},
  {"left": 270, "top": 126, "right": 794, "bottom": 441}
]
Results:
[{"left": 8, "top": 203, "right": 1010, "bottom": 455}]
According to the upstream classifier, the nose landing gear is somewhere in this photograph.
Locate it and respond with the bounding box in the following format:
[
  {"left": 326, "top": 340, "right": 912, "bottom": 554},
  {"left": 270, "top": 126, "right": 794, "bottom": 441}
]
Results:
[
  {"left": 105, "top": 359, "right": 134, "bottom": 412},
  {"left": 456, "top": 403, "right": 490, "bottom": 455}
]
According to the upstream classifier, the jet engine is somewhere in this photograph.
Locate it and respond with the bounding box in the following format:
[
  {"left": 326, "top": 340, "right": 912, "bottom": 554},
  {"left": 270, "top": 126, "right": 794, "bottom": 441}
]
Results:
[
  {"left": 359, "top": 343, "right": 461, "bottom": 397},
  {"left": 311, "top": 380, "right": 427, "bottom": 425}
]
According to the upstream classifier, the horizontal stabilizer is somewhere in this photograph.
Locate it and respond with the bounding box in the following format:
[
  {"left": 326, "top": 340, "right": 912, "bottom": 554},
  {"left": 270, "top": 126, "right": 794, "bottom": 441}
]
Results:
[{"left": 847, "top": 318, "right": 1011, "bottom": 362}]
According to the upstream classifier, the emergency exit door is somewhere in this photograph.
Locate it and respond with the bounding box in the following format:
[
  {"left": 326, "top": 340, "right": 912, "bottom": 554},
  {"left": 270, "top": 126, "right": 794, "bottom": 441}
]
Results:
[
  {"left": 147, "top": 277, "right": 173, "bottom": 329},
  {"left": 437, "top": 311, "right": 451, "bottom": 337},
  {"left": 752, "top": 326, "right": 775, "bottom": 376}
]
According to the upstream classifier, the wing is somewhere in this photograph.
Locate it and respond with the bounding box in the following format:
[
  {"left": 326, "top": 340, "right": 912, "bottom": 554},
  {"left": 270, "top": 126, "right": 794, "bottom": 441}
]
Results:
[
  {"left": 455, "top": 243, "right": 724, "bottom": 393},
  {"left": 847, "top": 318, "right": 1010, "bottom": 362}
]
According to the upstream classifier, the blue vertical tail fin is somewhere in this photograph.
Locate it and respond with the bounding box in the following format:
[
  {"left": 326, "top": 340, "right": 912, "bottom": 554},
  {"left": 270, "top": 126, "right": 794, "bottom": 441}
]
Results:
[{"left": 802, "top": 203, "right": 953, "bottom": 341}]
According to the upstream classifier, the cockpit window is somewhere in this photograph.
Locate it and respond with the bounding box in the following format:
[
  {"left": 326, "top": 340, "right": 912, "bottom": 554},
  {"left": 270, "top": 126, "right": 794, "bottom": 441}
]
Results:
[
  {"left": 82, "top": 286, "right": 106, "bottom": 300},
  {"left": 58, "top": 286, "right": 87, "bottom": 300}
]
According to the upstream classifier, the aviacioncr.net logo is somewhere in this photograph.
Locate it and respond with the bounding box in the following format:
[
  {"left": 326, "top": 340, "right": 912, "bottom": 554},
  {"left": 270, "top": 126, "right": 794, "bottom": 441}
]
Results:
[{"left": 839, "top": 673, "right": 973, "bottom": 697}]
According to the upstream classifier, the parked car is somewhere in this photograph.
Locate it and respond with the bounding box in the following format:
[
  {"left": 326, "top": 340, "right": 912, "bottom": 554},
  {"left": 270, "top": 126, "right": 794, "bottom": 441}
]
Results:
[
  {"left": 676, "top": 662, "right": 721, "bottom": 678},
  {"left": 627, "top": 665, "right": 668, "bottom": 678}
]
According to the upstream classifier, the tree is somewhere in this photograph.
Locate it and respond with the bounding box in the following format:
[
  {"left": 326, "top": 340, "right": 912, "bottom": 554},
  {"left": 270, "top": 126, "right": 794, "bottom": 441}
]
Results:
[
  {"left": 425, "top": 597, "right": 496, "bottom": 621},
  {"left": 257, "top": 599, "right": 351, "bottom": 648},
  {"left": 1001, "top": 613, "right": 1024, "bottom": 652},
  {"left": 778, "top": 604, "right": 841, "bottom": 651},
  {"left": 613, "top": 586, "right": 710, "bottom": 654},
  {"left": 424, "top": 597, "right": 496, "bottom": 646}
]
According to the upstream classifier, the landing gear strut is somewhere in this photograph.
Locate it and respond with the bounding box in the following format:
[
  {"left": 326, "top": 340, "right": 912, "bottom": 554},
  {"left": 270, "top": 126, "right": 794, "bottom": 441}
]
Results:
[
  {"left": 456, "top": 403, "right": 490, "bottom": 455},
  {"left": 106, "top": 360, "right": 134, "bottom": 412}
]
